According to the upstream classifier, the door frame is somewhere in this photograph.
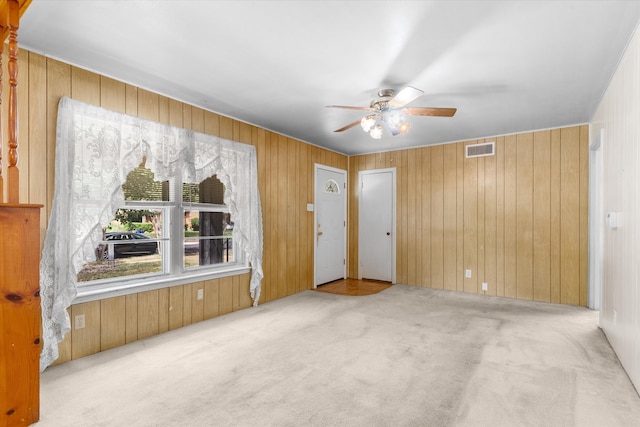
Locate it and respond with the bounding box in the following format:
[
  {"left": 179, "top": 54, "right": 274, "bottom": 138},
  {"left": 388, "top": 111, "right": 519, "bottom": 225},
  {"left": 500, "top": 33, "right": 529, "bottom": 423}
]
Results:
[
  {"left": 358, "top": 167, "right": 397, "bottom": 283},
  {"left": 313, "top": 163, "right": 347, "bottom": 288},
  {"left": 588, "top": 127, "right": 604, "bottom": 312}
]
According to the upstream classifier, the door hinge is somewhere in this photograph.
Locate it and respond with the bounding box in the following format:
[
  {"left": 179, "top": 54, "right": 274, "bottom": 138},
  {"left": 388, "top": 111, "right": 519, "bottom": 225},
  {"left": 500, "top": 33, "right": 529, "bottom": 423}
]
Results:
[{"left": 343, "top": 259, "right": 346, "bottom": 265}]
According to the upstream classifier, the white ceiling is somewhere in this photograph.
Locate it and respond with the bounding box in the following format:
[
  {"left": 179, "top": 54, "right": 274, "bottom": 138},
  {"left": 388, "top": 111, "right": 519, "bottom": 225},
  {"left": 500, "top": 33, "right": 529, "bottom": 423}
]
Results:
[{"left": 18, "top": 1, "right": 640, "bottom": 155}]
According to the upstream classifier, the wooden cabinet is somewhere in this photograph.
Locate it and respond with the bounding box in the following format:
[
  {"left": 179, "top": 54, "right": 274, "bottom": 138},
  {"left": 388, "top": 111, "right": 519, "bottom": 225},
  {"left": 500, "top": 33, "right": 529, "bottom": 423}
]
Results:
[{"left": 0, "top": 204, "right": 42, "bottom": 427}]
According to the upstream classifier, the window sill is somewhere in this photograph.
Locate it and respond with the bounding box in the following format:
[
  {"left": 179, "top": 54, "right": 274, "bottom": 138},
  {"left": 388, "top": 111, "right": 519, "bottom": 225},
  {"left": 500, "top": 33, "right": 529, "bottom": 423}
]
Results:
[{"left": 73, "top": 265, "right": 251, "bottom": 304}]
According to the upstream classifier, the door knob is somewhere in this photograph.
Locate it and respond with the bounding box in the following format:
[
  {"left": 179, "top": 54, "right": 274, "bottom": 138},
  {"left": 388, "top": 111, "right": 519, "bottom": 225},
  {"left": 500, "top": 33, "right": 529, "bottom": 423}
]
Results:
[
  {"left": 386, "top": 232, "right": 391, "bottom": 236},
  {"left": 317, "top": 231, "right": 324, "bottom": 236}
]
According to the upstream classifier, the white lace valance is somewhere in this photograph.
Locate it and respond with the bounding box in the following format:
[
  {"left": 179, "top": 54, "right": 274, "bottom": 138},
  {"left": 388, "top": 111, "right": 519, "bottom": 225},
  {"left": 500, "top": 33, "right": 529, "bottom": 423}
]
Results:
[{"left": 39, "top": 97, "right": 263, "bottom": 371}]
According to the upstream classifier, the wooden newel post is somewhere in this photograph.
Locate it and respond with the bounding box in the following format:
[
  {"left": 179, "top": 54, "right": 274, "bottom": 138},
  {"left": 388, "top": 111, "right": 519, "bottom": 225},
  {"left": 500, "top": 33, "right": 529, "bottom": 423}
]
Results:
[
  {"left": 0, "top": 28, "right": 4, "bottom": 204},
  {"left": 0, "top": 204, "right": 42, "bottom": 427},
  {"left": 6, "top": 0, "right": 19, "bottom": 204}
]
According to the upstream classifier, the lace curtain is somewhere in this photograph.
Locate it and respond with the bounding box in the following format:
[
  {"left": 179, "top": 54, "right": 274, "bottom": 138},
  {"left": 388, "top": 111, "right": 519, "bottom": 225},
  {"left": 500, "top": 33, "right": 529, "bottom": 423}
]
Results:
[{"left": 40, "top": 97, "right": 263, "bottom": 371}]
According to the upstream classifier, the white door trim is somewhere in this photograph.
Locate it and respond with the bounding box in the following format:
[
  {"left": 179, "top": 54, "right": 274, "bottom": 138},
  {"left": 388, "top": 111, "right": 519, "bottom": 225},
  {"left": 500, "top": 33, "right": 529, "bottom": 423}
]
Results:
[
  {"left": 358, "top": 167, "right": 396, "bottom": 283},
  {"left": 314, "top": 163, "right": 347, "bottom": 288},
  {"left": 588, "top": 127, "right": 604, "bottom": 312}
]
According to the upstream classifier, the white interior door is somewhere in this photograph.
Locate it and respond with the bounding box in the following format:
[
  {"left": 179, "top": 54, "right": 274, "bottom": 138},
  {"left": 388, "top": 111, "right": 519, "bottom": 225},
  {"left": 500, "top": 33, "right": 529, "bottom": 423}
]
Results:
[
  {"left": 314, "top": 165, "right": 346, "bottom": 286},
  {"left": 359, "top": 168, "right": 395, "bottom": 283}
]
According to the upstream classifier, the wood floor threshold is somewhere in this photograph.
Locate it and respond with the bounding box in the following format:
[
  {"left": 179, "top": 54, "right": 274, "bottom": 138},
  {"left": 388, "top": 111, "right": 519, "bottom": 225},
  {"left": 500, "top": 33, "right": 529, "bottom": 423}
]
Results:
[{"left": 315, "top": 278, "right": 392, "bottom": 296}]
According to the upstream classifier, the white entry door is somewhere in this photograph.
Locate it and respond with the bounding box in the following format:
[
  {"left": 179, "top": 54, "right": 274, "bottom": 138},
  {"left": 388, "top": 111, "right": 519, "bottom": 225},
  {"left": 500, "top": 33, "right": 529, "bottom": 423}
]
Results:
[
  {"left": 314, "top": 164, "right": 347, "bottom": 286},
  {"left": 359, "top": 168, "right": 396, "bottom": 283}
]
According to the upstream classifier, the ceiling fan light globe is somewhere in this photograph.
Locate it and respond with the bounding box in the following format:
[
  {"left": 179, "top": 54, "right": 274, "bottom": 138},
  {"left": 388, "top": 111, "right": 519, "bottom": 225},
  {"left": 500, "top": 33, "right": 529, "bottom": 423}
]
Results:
[
  {"left": 387, "top": 111, "right": 404, "bottom": 126},
  {"left": 360, "top": 116, "right": 376, "bottom": 132},
  {"left": 370, "top": 124, "right": 384, "bottom": 139},
  {"left": 398, "top": 121, "right": 411, "bottom": 135}
]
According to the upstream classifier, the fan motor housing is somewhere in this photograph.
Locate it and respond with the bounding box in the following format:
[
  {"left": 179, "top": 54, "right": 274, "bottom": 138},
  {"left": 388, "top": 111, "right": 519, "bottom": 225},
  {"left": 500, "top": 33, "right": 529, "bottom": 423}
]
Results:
[
  {"left": 371, "top": 89, "right": 396, "bottom": 111},
  {"left": 377, "top": 89, "right": 395, "bottom": 98}
]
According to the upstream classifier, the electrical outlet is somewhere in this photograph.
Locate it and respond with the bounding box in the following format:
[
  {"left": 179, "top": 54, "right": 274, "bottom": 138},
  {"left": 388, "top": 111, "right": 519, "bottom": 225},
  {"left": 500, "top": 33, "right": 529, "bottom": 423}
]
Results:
[
  {"left": 75, "top": 314, "right": 85, "bottom": 330},
  {"left": 197, "top": 288, "right": 204, "bottom": 300},
  {"left": 465, "top": 269, "right": 472, "bottom": 278},
  {"left": 482, "top": 282, "right": 488, "bottom": 291}
]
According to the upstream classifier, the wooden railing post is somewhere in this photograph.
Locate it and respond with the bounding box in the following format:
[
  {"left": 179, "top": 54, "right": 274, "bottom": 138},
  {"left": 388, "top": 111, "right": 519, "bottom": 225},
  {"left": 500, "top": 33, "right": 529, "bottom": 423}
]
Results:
[
  {"left": 0, "top": 40, "right": 3, "bottom": 204},
  {"left": 7, "top": 0, "right": 19, "bottom": 204}
]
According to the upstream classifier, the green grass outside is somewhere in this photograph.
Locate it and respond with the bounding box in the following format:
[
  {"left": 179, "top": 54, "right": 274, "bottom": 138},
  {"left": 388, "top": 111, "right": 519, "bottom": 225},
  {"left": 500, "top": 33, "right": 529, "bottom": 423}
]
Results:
[{"left": 77, "top": 255, "right": 162, "bottom": 282}]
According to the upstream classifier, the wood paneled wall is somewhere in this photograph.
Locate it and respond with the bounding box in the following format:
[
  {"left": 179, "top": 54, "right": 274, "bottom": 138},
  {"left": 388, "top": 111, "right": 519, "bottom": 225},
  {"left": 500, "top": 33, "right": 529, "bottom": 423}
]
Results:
[
  {"left": 4, "top": 47, "right": 589, "bottom": 365},
  {"left": 66, "top": 275, "right": 253, "bottom": 361},
  {"left": 5, "top": 50, "right": 346, "bottom": 363},
  {"left": 348, "top": 127, "right": 589, "bottom": 306}
]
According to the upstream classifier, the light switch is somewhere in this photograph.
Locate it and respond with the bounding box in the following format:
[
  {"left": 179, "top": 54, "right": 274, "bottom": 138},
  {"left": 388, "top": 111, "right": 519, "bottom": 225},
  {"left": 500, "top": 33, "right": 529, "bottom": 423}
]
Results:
[{"left": 606, "top": 212, "right": 618, "bottom": 229}]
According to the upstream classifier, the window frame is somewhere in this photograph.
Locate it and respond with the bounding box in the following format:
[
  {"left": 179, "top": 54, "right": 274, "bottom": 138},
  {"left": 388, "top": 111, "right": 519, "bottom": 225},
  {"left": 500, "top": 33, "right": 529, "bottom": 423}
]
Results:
[
  {"left": 74, "top": 177, "right": 249, "bottom": 304},
  {"left": 182, "top": 203, "right": 234, "bottom": 272}
]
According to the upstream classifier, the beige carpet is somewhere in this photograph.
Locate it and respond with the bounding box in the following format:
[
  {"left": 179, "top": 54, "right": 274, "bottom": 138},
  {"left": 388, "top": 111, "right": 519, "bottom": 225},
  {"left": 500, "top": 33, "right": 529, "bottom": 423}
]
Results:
[{"left": 38, "top": 285, "right": 640, "bottom": 426}]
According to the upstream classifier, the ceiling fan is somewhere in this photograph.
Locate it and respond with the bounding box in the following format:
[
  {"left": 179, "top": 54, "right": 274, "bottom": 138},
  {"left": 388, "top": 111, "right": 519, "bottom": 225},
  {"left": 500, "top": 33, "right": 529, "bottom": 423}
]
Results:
[{"left": 327, "top": 86, "right": 456, "bottom": 139}]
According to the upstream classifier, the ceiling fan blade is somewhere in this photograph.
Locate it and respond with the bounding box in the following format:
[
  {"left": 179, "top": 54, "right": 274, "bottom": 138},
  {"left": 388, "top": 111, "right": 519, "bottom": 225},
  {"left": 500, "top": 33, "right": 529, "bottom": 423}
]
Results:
[
  {"left": 326, "top": 105, "right": 374, "bottom": 111},
  {"left": 334, "top": 119, "right": 362, "bottom": 133},
  {"left": 404, "top": 107, "right": 457, "bottom": 117},
  {"left": 388, "top": 86, "right": 424, "bottom": 108}
]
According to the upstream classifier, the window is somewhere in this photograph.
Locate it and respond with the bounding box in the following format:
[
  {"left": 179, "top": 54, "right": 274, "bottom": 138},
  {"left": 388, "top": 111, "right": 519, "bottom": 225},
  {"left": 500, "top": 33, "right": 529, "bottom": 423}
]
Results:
[
  {"left": 77, "top": 162, "right": 240, "bottom": 284},
  {"left": 41, "top": 97, "right": 263, "bottom": 370},
  {"left": 183, "top": 209, "right": 234, "bottom": 268},
  {"left": 324, "top": 179, "right": 340, "bottom": 194},
  {"left": 183, "top": 176, "right": 235, "bottom": 270}
]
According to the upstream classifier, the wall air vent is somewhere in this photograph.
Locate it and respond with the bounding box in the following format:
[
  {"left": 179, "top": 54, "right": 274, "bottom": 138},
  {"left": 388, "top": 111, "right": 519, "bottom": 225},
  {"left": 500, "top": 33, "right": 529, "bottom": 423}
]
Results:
[{"left": 465, "top": 141, "right": 495, "bottom": 158}]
